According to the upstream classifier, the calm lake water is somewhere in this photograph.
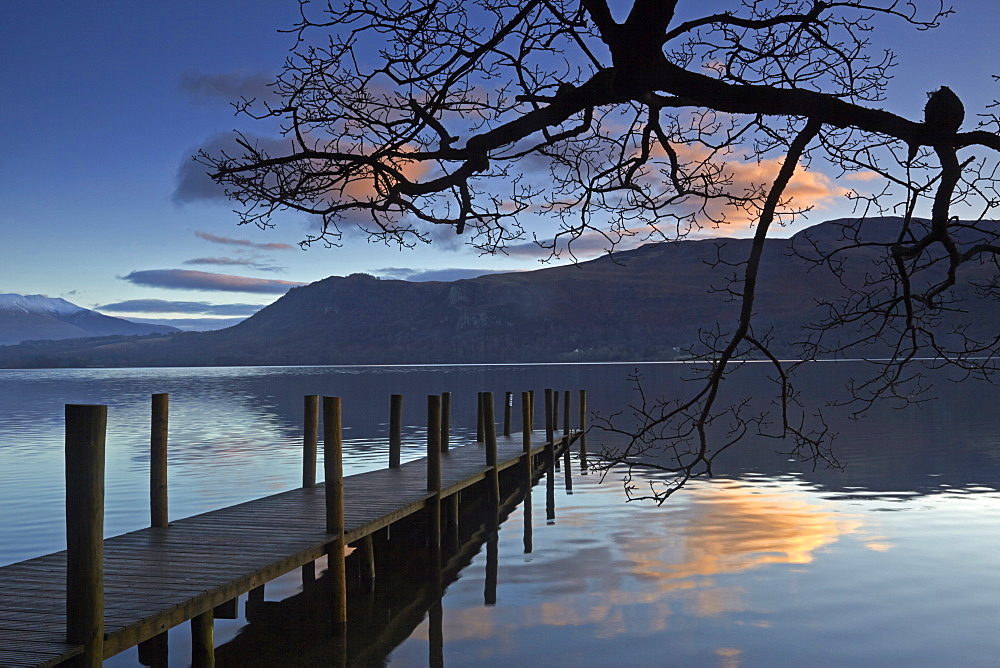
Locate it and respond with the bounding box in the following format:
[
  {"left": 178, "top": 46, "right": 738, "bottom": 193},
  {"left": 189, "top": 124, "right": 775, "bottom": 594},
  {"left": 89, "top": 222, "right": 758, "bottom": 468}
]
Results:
[{"left": 2, "top": 362, "right": 1000, "bottom": 666}]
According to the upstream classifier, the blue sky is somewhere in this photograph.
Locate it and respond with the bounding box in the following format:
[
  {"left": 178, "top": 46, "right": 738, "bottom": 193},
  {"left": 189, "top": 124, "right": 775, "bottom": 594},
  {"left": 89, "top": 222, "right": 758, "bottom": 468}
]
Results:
[{"left": 1, "top": 1, "right": 997, "bottom": 329}]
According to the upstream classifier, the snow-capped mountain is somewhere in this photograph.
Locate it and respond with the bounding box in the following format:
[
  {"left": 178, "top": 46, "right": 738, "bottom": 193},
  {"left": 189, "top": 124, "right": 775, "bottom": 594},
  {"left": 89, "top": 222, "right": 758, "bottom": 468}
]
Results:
[{"left": 0, "top": 293, "right": 179, "bottom": 345}]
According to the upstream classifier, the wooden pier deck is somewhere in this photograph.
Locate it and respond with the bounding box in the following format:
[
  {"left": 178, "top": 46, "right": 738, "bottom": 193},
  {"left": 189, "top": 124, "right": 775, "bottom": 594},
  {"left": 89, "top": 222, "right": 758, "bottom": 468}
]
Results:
[{"left": 0, "top": 429, "right": 572, "bottom": 667}]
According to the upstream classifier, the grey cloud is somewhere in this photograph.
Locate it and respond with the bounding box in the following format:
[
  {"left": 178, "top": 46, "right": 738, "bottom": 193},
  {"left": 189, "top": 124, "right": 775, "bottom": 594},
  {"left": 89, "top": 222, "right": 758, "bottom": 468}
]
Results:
[
  {"left": 174, "top": 132, "right": 293, "bottom": 204},
  {"left": 183, "top": 256, "right": 286, "bottom": 273},
  {"left": 95, "top": 299, "right": 264, "bottom": 317},
  {"left": 123, "top": 316, "right": 250, "bottom": 332},
  {"left": 179, "top": 72, "right": 274, "bottom": 105},
  {"left": 374, "top": 267, "right": 512, "bottom": 282},
  {"left": 121, "top": 269, "right": 307, "bottom": 294}
]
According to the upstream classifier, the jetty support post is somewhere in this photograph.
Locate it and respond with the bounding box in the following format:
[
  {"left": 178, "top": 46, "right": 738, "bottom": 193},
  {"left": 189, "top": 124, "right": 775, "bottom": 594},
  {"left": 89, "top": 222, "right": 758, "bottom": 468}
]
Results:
[
  {"left": 483, "top": 392, "right": 500, "bottom": 519},
  {"left": 360, "top": 534, "right": 376, "bottom": 593},
  {"left": 482, "top": 392, "right": 500, "bottom": 605},
  {"left": 143, "top": 394, "right": 171, "bottom": 666},
  {"left": 476, "top": 391, "right": 485, "bottom": 442},
  {"left": 528, "top": 390, "right": 535, "bottom": 432},
  {"left": 389, "top": 394, "right": 402, "bottom": 469},
  {"left": 503, "top": 391, "right": 512, "bottom": 437},
  {"left": 150, "top": 393, "right": 168, "bottom": 528},
  {"left": 191, "top": 610, "right": 214, "bottom": 667},
  {"left": 562, "top": 391, "right": 573, "bottom": 491},
  {"left": 303, "top": 395, "right": 319, "bottom": 488},
  {"left": 324, "top": 396, "right": 347, "bottom": 636},
  {"left": 544, "top": 389, "right": 555, "bottom": 468},
  {"left": 65, "top": 404, "right": 106, "bottom": 667},
  {"left": 427, "top": 395, "right": 443, "bottom": 556},
  {"left": 543, "top": 390, "right": 556, "bottom": 522},
  {"left": 137, "top": 631, "right": 168, "bottom": 667},
  {"left": 579, "top": 389, "right": 588, "bottom": 473},
  {"left": 521, "top": 391, "right": 532, "bottom": 475},
  {"left": 441, "top": 391, "right": 451, "bottom": 452}
]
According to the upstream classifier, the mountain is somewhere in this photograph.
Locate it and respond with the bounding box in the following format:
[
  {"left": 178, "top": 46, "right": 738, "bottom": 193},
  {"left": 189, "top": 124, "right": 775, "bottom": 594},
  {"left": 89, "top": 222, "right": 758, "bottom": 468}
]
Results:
[
  {"left": 1, "top": 218, "right": 997, "bottom": 367},
  {"left": 0, "top": 294, "right": 179, "bottom": 345}
]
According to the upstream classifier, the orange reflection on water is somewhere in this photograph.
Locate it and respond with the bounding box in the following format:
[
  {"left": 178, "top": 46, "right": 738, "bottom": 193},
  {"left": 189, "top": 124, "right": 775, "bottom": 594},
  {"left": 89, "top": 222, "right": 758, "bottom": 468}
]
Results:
[{"left": 419, "top": 478, "right": 864, "bottom": 646}]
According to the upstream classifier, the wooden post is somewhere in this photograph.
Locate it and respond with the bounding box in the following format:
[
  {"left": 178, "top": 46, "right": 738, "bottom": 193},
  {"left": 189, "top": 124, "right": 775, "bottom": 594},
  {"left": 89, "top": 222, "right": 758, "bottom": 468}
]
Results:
[
  {"left": 303, "top": 395, "right": 319, "bottom": 488},
  {"left": 150, "top": 393, "right": 168, "bottom": 529},
  {"left": 528, "top": 390, "right": 535, "bottom": 431},
  {"left": 485, "top": 532, "right": 498, "bottom": 606},
  {"left": 191, "top": 610, "right": 214, "bottom": 667},
  {"left": 521, "top": 391, "right": 532, "bottom": 465},
  {"left": 65, "top": 404, "right": 106, "bottom": 667},
  {"left": 543, "top": 390, "right": 556, "bottom": 522},
  {"left": 302, "top": 560, "right": 316, "bottom": 588},
  {"left": 445, "top": 493, "right": 460, "bottom": 552},
  {"left": 213, "top": 597, "right": 238, "bottom": 619},
  {"left": 476, "top": 391, "right": 485, "bottom": 442},
  {"left": 552, "top": 392, "right": 559, "bottom": 442},
  {"left": 503, "top": 391, "right": 512, "bottom": 437},
  {"left": 246, "top": 585, "right": 265, "bottom": 622},
  {"left": 579, "top": 389, "right": 588, "bottom": 474},
  {"left": 562, "top": 390, "right": 573, "bottom": 491},
  {"left": 427, "top": 395, "right": 442, "bottom": 552},
  {"left": 137, "top": 632, "right": 168, "bottom": 667},
  {"left": 302, "top": 398, "right": 319, "bottom": 588},
  {"left": 483, "top": 392, "right": 500, "bottom": 517},
  {"left": 360, "top": 534, "right": 376, "bottom": 593},
  {"left": 389, "top": 394, "right": 402, "bottom": 468},
  {"left": 429, "top": 596, "right": 444, "bottom": 668},
  {"left": 521, "top": 390, "right": 534, "bottom": 554},
  {"left": 522, "top": 485, "right": 534, "bottom": 555},
  {"left": 544, "top": 389, "right": 554, "bottom": 467},
  {"left": 563, "top": 390, "right": 571, "bottom": 438},
  {"left": 441, "top": 391, "right": 451, "bottom": 452},
  {"left": 324, "top": 396, "right": 347, "bottom": 636}
]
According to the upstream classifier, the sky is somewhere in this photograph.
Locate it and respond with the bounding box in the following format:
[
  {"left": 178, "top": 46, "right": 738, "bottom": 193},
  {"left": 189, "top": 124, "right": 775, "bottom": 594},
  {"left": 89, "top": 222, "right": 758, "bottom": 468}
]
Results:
[{"left": 1, "top": 1, "right": 997, "bottom": 330}]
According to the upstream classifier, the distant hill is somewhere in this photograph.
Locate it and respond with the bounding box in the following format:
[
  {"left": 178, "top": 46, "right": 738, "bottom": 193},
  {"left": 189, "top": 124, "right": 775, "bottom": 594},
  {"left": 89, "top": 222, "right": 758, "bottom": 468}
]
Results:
[
  {"left": 0, "top": 218, "right": 997, "bottom": 367},
  {"left": 0, "top": 294, "right": 179, "bottom": 345}
]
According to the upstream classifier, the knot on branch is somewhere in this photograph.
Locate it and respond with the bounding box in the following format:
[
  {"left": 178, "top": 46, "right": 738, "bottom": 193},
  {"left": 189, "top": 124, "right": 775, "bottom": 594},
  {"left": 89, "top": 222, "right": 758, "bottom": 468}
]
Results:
[{"left": 923, "top": 85, "right": 965, "bottom": 144}]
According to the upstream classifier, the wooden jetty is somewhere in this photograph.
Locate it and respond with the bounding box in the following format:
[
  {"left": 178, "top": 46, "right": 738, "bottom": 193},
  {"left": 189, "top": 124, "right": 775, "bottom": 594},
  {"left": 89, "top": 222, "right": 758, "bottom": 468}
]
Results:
[{"left": 0, "top": 389, "right": 585, "bottom": 666}]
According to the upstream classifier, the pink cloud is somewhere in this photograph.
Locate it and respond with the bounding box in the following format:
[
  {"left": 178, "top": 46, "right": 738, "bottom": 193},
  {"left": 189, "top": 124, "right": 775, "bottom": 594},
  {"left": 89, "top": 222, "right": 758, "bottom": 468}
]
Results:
[
  {"left": 122, "top": 269, "right": 307, "bottom": 294},
  {"left": 194, "top": 231, "right": 295, "bottom": 251}
]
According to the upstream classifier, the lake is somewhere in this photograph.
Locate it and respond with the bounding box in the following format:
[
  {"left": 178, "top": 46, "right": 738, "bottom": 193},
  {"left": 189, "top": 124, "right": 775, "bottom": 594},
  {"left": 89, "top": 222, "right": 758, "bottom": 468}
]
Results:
[{"left": 2, "top": 362, "right": 999, "bottom": 666}]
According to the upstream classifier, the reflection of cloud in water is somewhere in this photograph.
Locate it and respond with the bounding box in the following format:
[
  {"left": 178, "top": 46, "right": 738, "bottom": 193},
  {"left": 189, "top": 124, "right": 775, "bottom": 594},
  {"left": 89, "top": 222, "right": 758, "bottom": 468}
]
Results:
[
  {"left": 424, "top": 478, "right": 863, "bottom": 644},
  {"left": 671, "top": 480, "right": 863, "bottom": 577}
]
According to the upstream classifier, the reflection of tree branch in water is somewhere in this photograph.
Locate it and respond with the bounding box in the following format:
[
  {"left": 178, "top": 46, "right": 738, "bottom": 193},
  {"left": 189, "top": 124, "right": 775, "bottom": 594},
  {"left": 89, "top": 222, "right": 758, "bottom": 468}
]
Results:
[{"left": 594, "top": 119, "right": 839, "bottom": 503}]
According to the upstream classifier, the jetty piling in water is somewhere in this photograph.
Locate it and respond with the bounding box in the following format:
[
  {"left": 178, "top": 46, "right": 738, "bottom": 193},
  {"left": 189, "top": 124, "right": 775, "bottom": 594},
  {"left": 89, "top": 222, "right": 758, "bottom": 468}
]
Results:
[
  {"left": 503, "top": 391, "right": 513, "bottom": 437},
  {"left": 324, "top": 396, "right": 347, "bottom": 637},
  {"left": 427, "top": 394, "right": 443, "bottom": 554},
  {"left": 441, "top": 391, "right": 451, "bottom": 452},
  {"left": 303, "top": 395, "right": 319, "bottom": 488},
  {"left": 150, "top": 393, "right": 169, "bottom": 528},
  {"left": 390, "top": 394, "right": 403, "bottom": 468},
  {"left": 65, "top": 404, "right": 107, "bottom": 668},
  {"left": 4, "top": 386, "right": 585, "bottom": 666},
  {"left": 563, "top": 391, "right": 573, "bottom": 492},
  {"left": 579, "top": 389, "right": 588, "bottom": 473}
]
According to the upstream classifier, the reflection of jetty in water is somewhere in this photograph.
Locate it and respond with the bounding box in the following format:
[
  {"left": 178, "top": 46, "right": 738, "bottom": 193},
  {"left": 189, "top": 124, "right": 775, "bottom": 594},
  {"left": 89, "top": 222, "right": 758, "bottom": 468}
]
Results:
[
  {"left": 214, "top": 459, "right": 555, "bottom": 665},
  {"left": 212, "top": 461, "right": 867, "bottom": 664}
]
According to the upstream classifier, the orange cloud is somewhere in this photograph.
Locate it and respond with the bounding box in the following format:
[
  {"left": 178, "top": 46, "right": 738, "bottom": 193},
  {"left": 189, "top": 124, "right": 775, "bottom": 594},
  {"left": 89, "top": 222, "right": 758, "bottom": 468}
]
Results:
[{"left": 664, "top": 142, "right": 850, "bottom": 236}]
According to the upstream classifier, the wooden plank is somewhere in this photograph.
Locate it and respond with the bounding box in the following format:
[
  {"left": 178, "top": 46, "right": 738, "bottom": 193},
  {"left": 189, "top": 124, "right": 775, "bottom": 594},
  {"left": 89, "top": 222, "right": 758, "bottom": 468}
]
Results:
[{"left": 0, "top": 432, "right": 578, "bottom": 666}]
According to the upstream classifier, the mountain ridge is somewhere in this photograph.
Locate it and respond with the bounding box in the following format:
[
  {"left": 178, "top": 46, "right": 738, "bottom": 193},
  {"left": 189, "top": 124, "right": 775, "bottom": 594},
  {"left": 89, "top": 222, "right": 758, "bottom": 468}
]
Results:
[
  {"left": 1, "top": 217, "right": 996, "bottom": 367},
  {"left": 0, "top": 294, "right": 180, "bottom": 346}
]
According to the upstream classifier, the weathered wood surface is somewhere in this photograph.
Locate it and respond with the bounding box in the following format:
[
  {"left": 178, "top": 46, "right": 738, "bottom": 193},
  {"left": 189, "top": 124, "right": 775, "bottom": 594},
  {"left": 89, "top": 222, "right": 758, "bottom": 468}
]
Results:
[{"left": 0, "top": 431, "right": 571, "bottom": 666}]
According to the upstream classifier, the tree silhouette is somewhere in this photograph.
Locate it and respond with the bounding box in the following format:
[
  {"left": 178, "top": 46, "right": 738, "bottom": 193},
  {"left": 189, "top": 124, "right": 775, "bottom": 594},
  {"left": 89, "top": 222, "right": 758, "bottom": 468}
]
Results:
[{"left": 201, "top": 0, "right": 1000, "bottom": 500}]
